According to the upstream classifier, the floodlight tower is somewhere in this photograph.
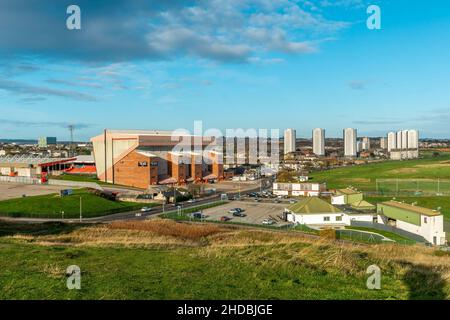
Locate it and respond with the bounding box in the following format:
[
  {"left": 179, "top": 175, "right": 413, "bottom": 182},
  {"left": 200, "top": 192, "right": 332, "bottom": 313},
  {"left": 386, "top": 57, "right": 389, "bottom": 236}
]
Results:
[{"left": 68, "top": 125, "right": 75, "bottom": 157}]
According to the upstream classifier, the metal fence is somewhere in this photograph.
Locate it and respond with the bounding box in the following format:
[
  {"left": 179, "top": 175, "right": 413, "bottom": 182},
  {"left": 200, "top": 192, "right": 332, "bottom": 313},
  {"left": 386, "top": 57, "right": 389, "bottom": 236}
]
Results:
[
  {"left": 0, "top": 176, "right": 40, "bottom": 184},
  {"left": 375, "top": 178, "right": 450, "bottom": 196},
  {"left": 350, "top": 221, "right": 426, "bottom": 243}
]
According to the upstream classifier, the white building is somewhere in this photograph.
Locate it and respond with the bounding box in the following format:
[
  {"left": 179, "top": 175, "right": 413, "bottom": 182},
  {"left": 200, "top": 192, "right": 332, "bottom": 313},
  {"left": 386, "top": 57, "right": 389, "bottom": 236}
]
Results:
[
  {"left": 396, "top": 131, "right": 403, "bottom": 150},
  {"left": 343, "top": 128, "right": 357, "bottom": 157},
  {"left": 362, "top": 137, "right": 370, "bottom": 150},
  {"left": 312, "top": 128, "right": 325, "bottom": 156},
  {"left": 387, "top": 132, "right": 396, "bottom": 152},
  {"left": 380, "top": 137, "right": 387, "bottom": 150},
  {"left": 401, "top": 130, "right": 409, "bottom": 150},
  {"left": 388, "top": 129, "right": 419, "bottom": 159},
  {"left": 273, "top": 182, "right": 326, "bottom": 197},
  {"left": 285, "top": 197, "right": 374, "bottom": 228},
  {"left": 407, "top": 130, "right": 419, "bottom": 149},
  {"left": 284, "top": 128, "right": 296, "bottom": 155},
  {"left": 377, "top": 201, "right": 446, "bottom": 246}
]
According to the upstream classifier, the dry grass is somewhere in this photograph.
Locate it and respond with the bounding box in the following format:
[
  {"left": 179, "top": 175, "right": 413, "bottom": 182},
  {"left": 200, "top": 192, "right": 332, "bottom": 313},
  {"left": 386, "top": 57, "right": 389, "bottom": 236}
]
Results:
[
  {"left": 108, "top": 219, "right": 222, "bottom": 240},
  {"left": 7, "top": 220, "right": 225, "bottom": 248}
]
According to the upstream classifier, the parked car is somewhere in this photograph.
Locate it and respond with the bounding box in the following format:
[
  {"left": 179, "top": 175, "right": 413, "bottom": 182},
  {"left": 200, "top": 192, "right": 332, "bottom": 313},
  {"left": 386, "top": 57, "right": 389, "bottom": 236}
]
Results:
[
  {"left": 141, "top": 207, "right": 153, "bottom": 212},
  {"left": 192, "top": 212, "right": 206, "bottom": 219},
  {"left": 220, "top": 216, "right": 231, "bottom": 222},
  {"left": 135, "top": 213, "right": 142, "bottom": 217},
  {"left": 232, "top": 211, "right": 246, "bottom": 217},
  {"left": 289, "top": 199, "right": 297, "bottom": 204},
  {"left": 228, "top": 208, "right": 244, "bottom": 214},
  {"left": 262, "top": 219, "right": 276, "bottom": 225},
  {"left": 187, "top": 199, "right": 196, "bottom": 203}
]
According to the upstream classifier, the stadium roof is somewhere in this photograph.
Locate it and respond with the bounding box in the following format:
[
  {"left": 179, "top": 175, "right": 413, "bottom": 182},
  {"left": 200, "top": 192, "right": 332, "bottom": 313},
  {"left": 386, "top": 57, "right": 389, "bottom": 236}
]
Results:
[
  {"left": 287, "top": 197, "right": 342, "bottom": 214},
  {"left": 0, "top": 155, "right": 76, "bottom": 166}
]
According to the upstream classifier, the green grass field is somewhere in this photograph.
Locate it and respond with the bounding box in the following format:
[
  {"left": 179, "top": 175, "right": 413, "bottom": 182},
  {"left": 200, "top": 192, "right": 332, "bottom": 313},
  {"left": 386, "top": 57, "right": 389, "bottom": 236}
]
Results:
[
  {"left": 1, "top": 221, "right": 447, "bottom": 300},
  {"left": 0, "top": 189, "right": 147, "bottom": 219},
  {"left": 310, "top": 154, "right": 450, "bottom": 191}
]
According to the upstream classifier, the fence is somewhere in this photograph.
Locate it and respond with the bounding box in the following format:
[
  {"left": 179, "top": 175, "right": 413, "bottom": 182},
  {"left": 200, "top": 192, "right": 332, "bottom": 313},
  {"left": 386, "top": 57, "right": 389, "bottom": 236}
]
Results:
[
  {"left": 350, "top": 221, "right": 425, "bottom": 243},
  {"left": 375, "top": 178, "right": 450, "bottom": 196},
  {"left": 0, "top": 176, "right": 40, "bottom": 184}
]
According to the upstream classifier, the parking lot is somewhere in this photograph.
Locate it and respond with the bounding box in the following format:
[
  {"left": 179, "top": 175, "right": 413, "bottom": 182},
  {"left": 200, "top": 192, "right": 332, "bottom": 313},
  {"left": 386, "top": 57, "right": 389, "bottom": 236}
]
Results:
[
  {"left": 202, "top": 200, "right": 290, "bottom": 226},
  {"left": 0, "top": 182, "right": 68, "bottom": 201}
]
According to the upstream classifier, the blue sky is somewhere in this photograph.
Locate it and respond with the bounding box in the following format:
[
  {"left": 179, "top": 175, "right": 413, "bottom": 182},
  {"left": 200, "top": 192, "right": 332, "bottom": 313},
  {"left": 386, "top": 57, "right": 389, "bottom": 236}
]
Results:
[{"left": 0, "top": 0, "right": 449, "bottom": 141}]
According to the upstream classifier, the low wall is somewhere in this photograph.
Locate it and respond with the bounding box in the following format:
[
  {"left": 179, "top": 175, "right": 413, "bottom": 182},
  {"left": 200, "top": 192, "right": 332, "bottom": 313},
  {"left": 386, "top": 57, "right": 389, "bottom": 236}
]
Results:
[
  {"left": 47, "top": 179, "right": 104, "bottom": 191},
  {"left": 117, "top": 196, "right": 161, "bottom": 204}
]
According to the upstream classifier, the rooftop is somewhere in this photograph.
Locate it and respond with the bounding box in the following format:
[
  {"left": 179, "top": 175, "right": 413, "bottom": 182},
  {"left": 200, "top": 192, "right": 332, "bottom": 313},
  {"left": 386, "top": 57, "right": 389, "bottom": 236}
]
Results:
[
  {"left": 381, "top": 201, "right": 441, "bottom": 217},
  {"left": 0, "top": 155, "right": 76, "bottom": 166},
  {"left": 287, "top": 197, "right": 342, "bottom": 215},
  {"left": 336, "top": 188, "right": 361, "bottom": 195}
]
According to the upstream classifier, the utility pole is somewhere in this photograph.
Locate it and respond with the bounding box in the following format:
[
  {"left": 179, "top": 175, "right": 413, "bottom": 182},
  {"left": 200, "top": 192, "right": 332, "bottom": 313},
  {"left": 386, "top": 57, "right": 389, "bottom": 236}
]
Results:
[{"left": 79, "top": 196, "right": 82, "bottom": 222}]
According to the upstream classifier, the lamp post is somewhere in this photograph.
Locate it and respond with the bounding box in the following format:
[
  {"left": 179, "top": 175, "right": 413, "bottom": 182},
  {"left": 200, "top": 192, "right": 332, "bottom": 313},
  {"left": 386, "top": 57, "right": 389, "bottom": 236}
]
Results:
[{"left": 79, "top": 196, "right": 82, "bottom": 222}]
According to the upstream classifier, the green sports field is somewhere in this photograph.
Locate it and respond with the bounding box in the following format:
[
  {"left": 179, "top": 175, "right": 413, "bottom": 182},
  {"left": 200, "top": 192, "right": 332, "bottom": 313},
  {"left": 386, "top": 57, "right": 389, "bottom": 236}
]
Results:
[
  {"left": 0, "top": 189, "right": 147, "bottom": 219},
  {"left": 310, "top": 154, "right": 450, "bottom": 192}
]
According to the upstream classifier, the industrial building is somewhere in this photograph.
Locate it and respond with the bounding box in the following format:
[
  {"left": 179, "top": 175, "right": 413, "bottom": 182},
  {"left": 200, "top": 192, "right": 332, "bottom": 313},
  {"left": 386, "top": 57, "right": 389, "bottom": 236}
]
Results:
[
  {"left": 343, "top": 128, "right": 357, "bottom": 157},
  {"left": 283, "top": 128, "right": 296, "bottom": 155},
  {"left": 377, "top": 201, "right": 446, "bottom": 245},
  {"left": 91, "top": 130, "right": 224, "bottom": 189},
  {"left": 312, "top": 128, "right": 325, "bottom": 156}
]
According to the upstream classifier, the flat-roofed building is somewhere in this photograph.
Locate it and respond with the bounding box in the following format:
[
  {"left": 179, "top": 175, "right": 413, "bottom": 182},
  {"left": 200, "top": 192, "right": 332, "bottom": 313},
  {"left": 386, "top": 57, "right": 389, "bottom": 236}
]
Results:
[
  {"left": 312, "top": 128, "right": 325, "bottom": 156},
  {"left": 343, "top": 128, "right": 357, "bottom": 157},
  {"left": 387, "top": 132, "right": 396, "bottom": 151},
  {"left": 273, "top": 181, "right": 326, "bottom": 197},
  {"left": 284, "top": 128, "right": 296, "bottom": 155}
]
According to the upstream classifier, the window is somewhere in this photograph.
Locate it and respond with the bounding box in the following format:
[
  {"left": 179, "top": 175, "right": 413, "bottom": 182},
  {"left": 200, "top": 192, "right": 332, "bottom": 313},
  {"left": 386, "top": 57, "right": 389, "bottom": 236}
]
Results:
[
  {"left": 323, "top": 216, "right": 330, "bottom": 222},
  {"left": 424, "top": 217, "right": 428, "bottom": 224},
  {"left": 336, "top": 216, "right": 342, "bottom": 222}
]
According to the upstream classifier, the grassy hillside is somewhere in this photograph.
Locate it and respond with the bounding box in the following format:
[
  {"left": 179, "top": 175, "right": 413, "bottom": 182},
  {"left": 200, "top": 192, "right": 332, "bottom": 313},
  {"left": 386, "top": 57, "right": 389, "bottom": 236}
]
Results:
[
  {"left": 0, "top": 189, "right": 145, "bottom": 219},
  {"left": 310, "top": 155, "right": 450, "bottom": 191},
  {"left": 0, "top": 220, "right": 448, "bottom": 300}
]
